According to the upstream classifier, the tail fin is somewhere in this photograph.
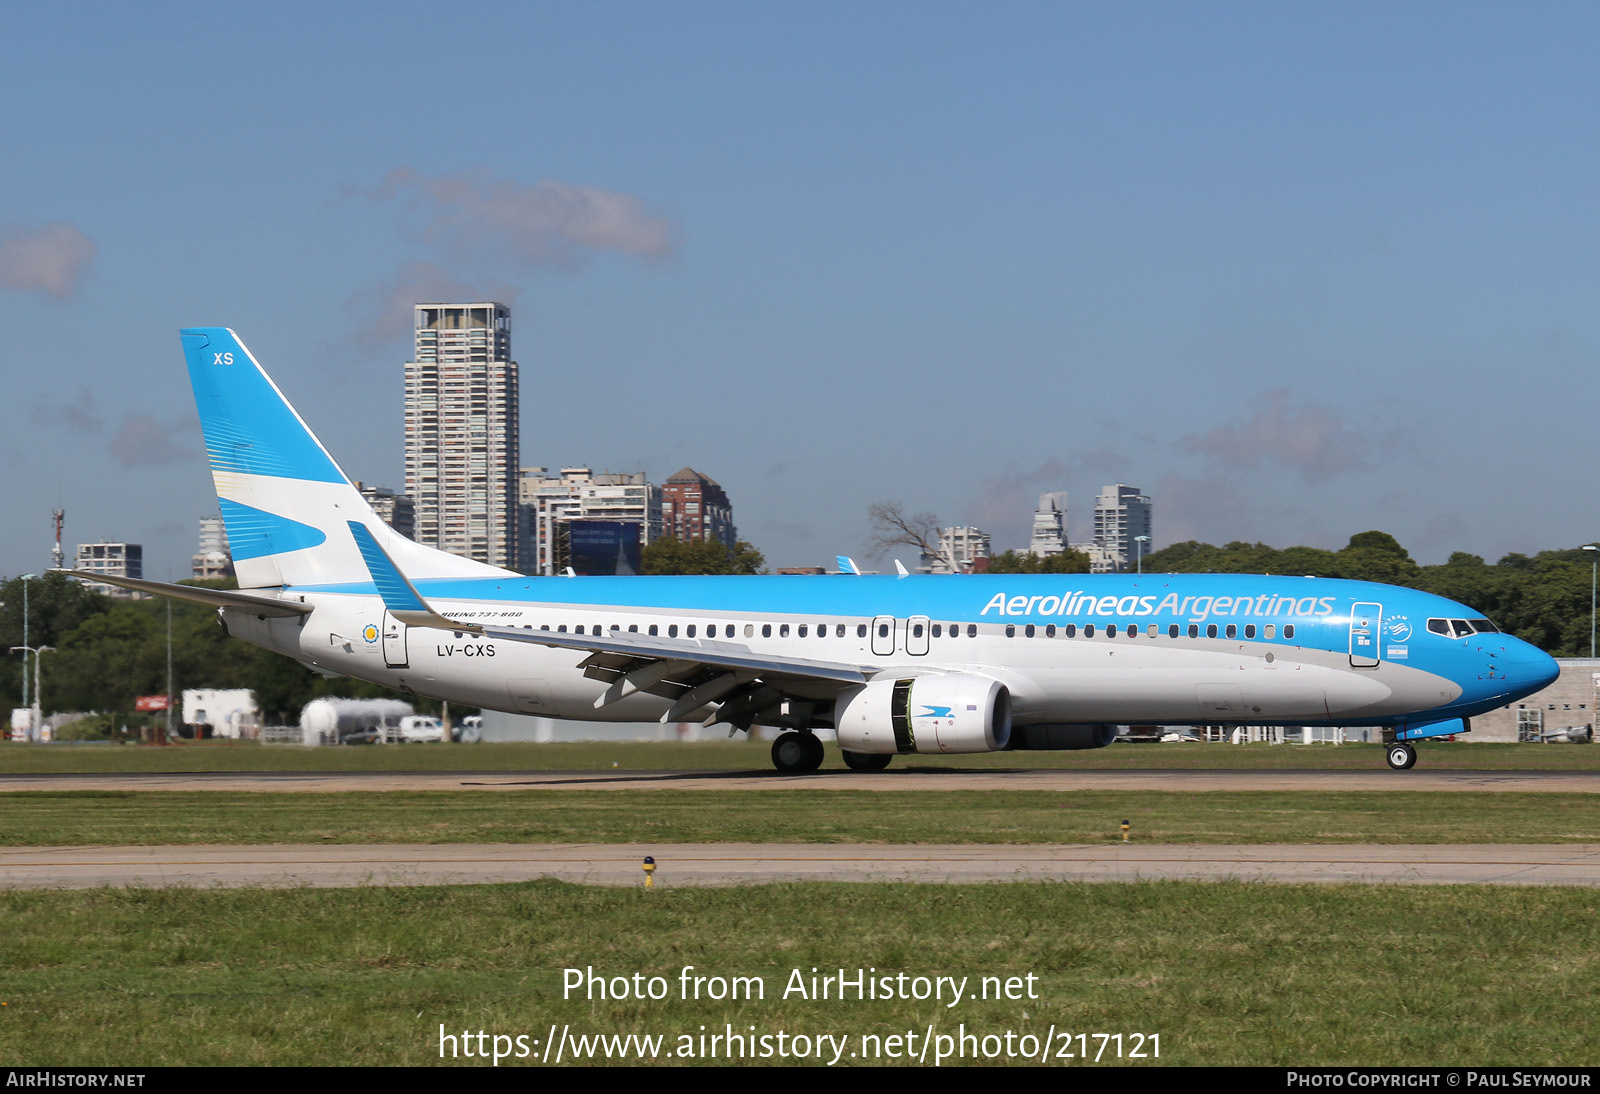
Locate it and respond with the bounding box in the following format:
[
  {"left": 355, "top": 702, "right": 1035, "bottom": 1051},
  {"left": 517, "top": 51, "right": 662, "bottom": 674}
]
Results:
[{"left": 180, "top": 328, "right": 514, "bottom": 588}]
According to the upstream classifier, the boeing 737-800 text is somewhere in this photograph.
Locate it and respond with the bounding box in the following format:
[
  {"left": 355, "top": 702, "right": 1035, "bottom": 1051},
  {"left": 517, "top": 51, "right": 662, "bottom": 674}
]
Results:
[{"left": 65, "top": 329, "right": 1559, "bottom": 772}]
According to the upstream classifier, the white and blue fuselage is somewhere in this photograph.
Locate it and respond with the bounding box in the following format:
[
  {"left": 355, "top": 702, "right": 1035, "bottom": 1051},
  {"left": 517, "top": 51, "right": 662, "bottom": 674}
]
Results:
[{"left": 70, "top": 328, "right": 1558, "bottom": 773}]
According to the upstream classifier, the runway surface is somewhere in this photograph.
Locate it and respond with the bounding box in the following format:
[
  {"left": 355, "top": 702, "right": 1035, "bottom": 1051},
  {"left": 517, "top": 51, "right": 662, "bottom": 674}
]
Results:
[
  {"left": 4, "top": 768, "right": 1598, "bottom": 792},
  {"left": 4, "top": 842, "right": 1598, "bottom": 888}
]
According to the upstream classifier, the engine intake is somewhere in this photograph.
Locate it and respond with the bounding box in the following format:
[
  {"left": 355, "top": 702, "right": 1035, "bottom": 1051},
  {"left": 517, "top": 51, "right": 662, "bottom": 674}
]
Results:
[{"left": 835, "top": 675, "right": 1011, "bottom": 755}]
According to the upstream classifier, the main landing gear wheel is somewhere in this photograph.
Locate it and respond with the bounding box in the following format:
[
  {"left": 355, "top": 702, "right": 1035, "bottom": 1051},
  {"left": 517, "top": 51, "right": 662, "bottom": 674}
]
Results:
[
  {"left": 1386, "top": 743, "right": 1417, "bottom": 770},
  {"left": 772, "top": 731, "right": 824, "bottom": 774},
  {"left": 841, "top": 750, "right": 893, "bottom": 772}
]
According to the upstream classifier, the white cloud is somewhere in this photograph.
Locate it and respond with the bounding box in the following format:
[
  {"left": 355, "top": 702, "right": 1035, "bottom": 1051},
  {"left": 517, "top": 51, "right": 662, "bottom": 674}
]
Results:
[
  {"left": 368, "top": 167, "right": 676, "bottom": 268},
  {"left": 1183, "top": 389, "right": 1376, "bottom": 481},
  {"left": 0, "top": 223, "right": 95, "bottom": 298}
]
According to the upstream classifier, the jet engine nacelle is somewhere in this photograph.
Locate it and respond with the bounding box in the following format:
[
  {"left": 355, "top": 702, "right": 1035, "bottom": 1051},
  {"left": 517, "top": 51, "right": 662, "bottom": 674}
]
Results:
[
  {"left": 834, "top": 674, "right": 1012, "bottom": 755},
  {"left": 1008, "top": 723, "right": 1118, "bottom": 750}
]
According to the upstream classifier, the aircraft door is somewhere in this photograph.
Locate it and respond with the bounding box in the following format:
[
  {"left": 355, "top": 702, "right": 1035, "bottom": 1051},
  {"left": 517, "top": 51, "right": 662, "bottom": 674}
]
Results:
[
  {"left": 383, "top": 611, "right": 409, "bottom": 668},
  {"left": 1349, "top": 602, "right": 1381, "bottom": 668},
  {"left": 907, "top": 616, "right": 930, "bottom": 656},
  {"left": 871, "top": 615, "right": 896, "bottom": 656}
]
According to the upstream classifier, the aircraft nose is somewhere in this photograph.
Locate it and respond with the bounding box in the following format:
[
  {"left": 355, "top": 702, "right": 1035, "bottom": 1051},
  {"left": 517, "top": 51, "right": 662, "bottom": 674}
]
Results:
[{"left": 1501, "top": 638, "right": 1559, "bottom": 696}]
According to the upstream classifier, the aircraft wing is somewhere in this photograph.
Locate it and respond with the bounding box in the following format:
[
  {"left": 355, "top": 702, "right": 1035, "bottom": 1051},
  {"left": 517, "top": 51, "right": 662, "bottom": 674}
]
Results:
[
  {"left": 52, "top": 569, "right": 313, "bottom": 617},
  {"left": 344, "top": 522, "right": 871, "bottom": 723}
]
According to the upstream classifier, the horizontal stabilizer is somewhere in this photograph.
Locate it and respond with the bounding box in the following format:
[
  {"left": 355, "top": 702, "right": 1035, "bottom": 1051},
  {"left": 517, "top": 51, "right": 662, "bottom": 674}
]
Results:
[{"left": 51, "top": 570, "right": 312, "bottom": 617}]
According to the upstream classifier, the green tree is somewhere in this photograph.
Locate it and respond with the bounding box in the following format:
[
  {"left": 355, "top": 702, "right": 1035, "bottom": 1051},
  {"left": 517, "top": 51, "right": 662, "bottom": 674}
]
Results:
[
  {"left": 642, "top": 537, "right": 767, "bottom": 575},
  {"left": 982, "top": 549, "right": 1092, "bottom": 574}
]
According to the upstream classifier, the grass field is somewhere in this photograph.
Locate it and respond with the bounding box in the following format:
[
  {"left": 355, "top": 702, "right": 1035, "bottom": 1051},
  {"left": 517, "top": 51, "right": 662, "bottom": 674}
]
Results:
[
  {"left": 1, "top": 881, "right": 1594, "bottom": 1067},
  {"left": 3, "top": 738, "right": 1598, "bottom": 773},
  {"left": 4, "top": 788, "right": 1598, "bottom": 846},
  {"left": 5, "top": 739, "right": 1595, "bottom": 1068}
]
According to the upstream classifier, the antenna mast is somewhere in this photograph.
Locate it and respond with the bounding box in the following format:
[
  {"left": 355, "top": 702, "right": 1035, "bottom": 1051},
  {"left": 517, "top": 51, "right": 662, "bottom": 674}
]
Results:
[{"left": 51, "top": 509, "right": 64, "bottom": 571}]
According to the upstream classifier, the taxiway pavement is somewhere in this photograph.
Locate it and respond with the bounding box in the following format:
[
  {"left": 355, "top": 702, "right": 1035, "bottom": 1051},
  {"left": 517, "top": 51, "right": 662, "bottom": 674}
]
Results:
[{"left": 3, "top": 842, "right": 1598, "bottom": 889}]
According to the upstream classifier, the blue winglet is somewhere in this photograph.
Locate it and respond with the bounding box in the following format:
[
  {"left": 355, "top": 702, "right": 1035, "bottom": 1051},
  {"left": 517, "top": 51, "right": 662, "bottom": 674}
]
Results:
[{"left": 346, "top": 521, "right": 428, "bottom": 614}]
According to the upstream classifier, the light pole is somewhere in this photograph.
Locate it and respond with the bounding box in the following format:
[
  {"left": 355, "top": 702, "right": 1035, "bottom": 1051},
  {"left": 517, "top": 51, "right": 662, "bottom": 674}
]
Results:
[
  {"left": 1584, "top": 545, "right": 1598, "bottom": 658},
  {"left": 1134, "top": 536, "right": 1150, "bottom": 575}
]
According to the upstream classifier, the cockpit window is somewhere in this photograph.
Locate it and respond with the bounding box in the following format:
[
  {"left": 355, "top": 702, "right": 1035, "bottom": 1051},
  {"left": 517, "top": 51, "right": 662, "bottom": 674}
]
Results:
[{"left": 1429, "top": 617, "right": 1499, "bottom": 638}]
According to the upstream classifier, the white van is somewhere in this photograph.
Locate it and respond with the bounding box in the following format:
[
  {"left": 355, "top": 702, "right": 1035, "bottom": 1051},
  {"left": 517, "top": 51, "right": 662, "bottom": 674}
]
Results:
[{"left": 397, "top": 715, "right": 445, "bottom": 743}]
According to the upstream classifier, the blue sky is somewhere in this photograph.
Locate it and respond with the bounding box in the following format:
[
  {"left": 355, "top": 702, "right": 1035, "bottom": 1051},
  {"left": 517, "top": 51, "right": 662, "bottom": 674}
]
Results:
[{"left": 1, "top": 2, "right": 1595, "bottom": 578}]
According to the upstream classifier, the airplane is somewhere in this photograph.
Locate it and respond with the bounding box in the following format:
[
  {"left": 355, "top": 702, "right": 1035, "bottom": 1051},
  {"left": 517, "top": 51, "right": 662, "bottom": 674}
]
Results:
[{"left": 64, "top": 328, "right": 1560, "bottom": 773}]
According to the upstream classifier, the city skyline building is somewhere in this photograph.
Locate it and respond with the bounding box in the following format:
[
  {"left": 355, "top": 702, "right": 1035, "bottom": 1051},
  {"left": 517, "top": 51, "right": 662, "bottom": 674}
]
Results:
[
  {"left": 1091, "top": 483, "right": 1153, "bottom": 572},
  {"left": 661, "top": 467, "right": 737, "bottom": 550},
  {"left": 518, "top": 467, "right": 662, "bottom": 576},
  {"left": 1029, "top": 491, "right": 1069, "bottom": 558},
  {"left": 403, "top": 303, "right": 519, "bottom": 570},
  {"left": 356, "top": 482, "right": 415, "bottom": 541},
  {"left": 75, "top": 540, "right": 144, "bottom": 599},
  {"left": 191, "top": 515, "right": 231, "bottom": 581},
  {"left": 922, "top": 526, "right": 991, "bottom": 574}
]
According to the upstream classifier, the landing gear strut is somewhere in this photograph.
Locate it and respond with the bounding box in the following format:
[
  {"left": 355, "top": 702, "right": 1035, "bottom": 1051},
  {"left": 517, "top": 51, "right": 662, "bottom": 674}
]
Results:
[
  {"left": 1385, "top": 742, "right": 1417, "bottom": 770},
  {"left": 841, "top": 750, "right": 893, "bottom": 772},
  {"left": 772, "top": 731, "right": 824, "bottom": 774}
]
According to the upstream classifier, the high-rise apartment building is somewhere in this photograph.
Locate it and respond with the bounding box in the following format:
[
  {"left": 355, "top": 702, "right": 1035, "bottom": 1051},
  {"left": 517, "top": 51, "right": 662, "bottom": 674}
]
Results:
[
  {"left": 661, "top": 468, "right": 736, "bottom": 550},
  {"left": 404, "top": 303, "right": 518, "bottom": 570},
  {"left": 1029, "top": 492, "right": 1069, "bottom": 558},
  {"left": 191, "top": 515, "right": 232, "bottom": 581},
  {"left": 1091, "top": 483, "right": 1153, "bottom": 572}
]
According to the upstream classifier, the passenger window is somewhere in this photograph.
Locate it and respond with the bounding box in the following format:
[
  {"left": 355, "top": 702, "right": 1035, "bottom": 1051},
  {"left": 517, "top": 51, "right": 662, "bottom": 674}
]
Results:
[
  {"left": 1284, "top": 624, "right": 1295, "bottom": 640},
  {"left": 967, "top": 624, "right": 977, "bottom": 637},
  {"left": 668, "top": 624, "right": 678, "bottom": 637},
  {"left": 1107, "top": 624, "right": 1118, "bottom": 637},
  {"left": 628, "top": 624, "right": 638, "bottom": 633},
  {"left": 1207, "top": 624, "right": 1218, "bottom": 638},
  {"left": 836, "top": 624, "right": 846, "bottom": 637},
  {"left": 1168, "top": 624, "right": 1179, "bottom": 638},
  {"left": 1085, "top": 624, "right": 1096, "bottom": 637},
  {"left": 1006, "top": 625, "right": 1016, "bottom": 637},
  {"left": 913, "top": 623, "right": 925, "bottom": 638},
  {"left": 780, "top": 624, "right": 790, "bottom": 637},
  {"left": 1264, "top": 625, "right": 1275, "bottom": 639},
  {"left": 1245, "top": 624, "right": 1255, "bottom": 639},
  {"left": 558, "top": 624, "right": 568, "bottom": 633},
  {"left": 1148, "top": 624, "right": 1157, "bottom": 638},
  {"left": 574, "top": 625, "right": 584, "bottom": 635},
  {"left": 1188, "top": 624, "right": 1199, "bottom": 638},
  {"left": 799, "top": 625, "right": 808, "bottom": 637},
  {"left": 648, "top": 624, "right": 658, "bottom": 636},
  {"left": 1226, "top": 624, "right": 1237, "bottom": 639},
  {"left": 746, "top": 624, "right": 755, "bottom": 638},
  {"left": 933, "top": 624, "right": 943, "bottom": 638},
  {"left": 687, "top": 624, "right": 697, "bottom": 638},
  {"left": 1046, "top": 625, "right": 1056, "bottom": 638},
  {"left": 1065, "top": 624, "right": 1077, "bottom": 637},
  {"left": 1024, "top": 624, "right": 1035, "bottom": 638},
  {"left": 858, "top": 624, "right": 868, "bottom": 637},
  {"left": 762, "top": 624, "right": 772, "bottom": 638},
  {"left": 878, "top": 623, "right": 889, "bottom": 638}
]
